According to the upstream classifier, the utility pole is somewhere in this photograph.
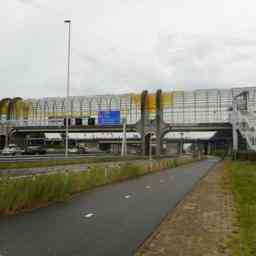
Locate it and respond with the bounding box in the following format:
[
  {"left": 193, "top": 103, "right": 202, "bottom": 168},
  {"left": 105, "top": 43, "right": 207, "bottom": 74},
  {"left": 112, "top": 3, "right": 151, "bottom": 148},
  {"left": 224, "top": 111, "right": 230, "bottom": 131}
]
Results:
[{"left": 64, "top": 20, "right": 71, "bottom": 157}]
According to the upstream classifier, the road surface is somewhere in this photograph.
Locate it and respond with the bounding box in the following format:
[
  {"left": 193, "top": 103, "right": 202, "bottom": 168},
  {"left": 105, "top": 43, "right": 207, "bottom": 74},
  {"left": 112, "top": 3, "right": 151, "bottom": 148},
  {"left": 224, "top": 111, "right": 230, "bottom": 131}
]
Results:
[
  {"left": 0, "top": 157, "right": 219, "bottom": 256},
  {"left": 0, "top": 153, "right": 109, "bottom": 163}
]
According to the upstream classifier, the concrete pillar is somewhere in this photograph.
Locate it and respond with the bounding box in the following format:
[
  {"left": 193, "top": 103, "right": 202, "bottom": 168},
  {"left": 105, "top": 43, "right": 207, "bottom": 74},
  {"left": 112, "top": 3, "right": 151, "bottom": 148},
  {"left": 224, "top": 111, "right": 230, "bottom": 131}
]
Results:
[
  {"left": 140, "top": 90, "right": 148, "bottom": 156},
  {"left": 192, "top": 142, "right": 197, "bottom": 158},
  {"left": 232, "top": 124, "right": 238, "bottom": 159},
  {"left": 207, "top": 142, "right": 211, "bottom": 155},
  {"left": 156, "top": 135, "right": 162, "bottom": 156},
  {"left": 212, "top": 141, "right": 216, "bottom": 153},
  {"left": 176, "top": 142, "right": 181, "bottom": 155},
  {"left": 5, "top": 133, "right": 8, "bottom": 147},
  {"left": 156, "top": 89, "right": 163, "bottom": 156},
  {"left": 179, "top": 140, "right": 183, "bottom": 155}
]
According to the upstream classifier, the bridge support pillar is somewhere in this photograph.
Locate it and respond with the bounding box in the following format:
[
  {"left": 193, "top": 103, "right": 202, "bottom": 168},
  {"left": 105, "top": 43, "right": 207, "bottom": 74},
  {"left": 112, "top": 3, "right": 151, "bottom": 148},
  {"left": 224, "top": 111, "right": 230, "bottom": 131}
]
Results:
[
  {"left": 178, "top": 141, "right": 183, "bottom": 155},
  {"left": 232, "top": 125, "right": 238, "bottom": 159},
  {"left": 156, "top": 90, "right": 164, "bottom": 156},
  {"left": 137, "top": 89, "right": 167, "bottom": 156},
  {"left": 140, "top": 90, "right": 149, "bottom": 156},
  {"left": 156, "top": 135, "right": 163, "bottom": 156},
  {"left": 207, "top": 142, "right": 211, "bottom": 155}
]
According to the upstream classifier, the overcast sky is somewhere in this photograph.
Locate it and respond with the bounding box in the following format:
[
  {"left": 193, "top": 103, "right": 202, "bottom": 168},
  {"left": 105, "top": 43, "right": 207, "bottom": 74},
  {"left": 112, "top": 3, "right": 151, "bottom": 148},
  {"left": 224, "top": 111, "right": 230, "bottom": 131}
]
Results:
[{"left": 1, "top": 0, "right": 256, "bottom": 98}]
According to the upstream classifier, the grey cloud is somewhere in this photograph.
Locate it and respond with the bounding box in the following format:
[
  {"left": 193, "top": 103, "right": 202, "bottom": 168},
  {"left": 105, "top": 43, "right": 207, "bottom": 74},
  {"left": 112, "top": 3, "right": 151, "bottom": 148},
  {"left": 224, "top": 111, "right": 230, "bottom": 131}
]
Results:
[
  {"left": 2, "top": 0, "right": 256, "bottom": 98},
  {"left": 155, "top": 33, "right": 256, "bottom": 89}
]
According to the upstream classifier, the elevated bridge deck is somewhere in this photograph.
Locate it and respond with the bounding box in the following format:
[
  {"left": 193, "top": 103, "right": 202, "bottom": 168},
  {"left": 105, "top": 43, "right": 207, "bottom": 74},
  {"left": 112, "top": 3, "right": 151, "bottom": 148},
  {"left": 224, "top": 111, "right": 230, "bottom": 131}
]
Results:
[
  {"left": 1, "top": 87, "right": 255, "bottom": 154},
  {"left": 11, "top": 122, "right": 231, "bottom": 134}
]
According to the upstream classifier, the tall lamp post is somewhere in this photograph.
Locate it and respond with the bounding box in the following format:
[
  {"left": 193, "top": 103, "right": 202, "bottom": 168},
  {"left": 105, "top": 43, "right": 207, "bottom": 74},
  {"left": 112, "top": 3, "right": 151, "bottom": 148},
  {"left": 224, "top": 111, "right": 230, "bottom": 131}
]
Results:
[{"left": 64, "top": 19, "right": 71, "bottom": 157}]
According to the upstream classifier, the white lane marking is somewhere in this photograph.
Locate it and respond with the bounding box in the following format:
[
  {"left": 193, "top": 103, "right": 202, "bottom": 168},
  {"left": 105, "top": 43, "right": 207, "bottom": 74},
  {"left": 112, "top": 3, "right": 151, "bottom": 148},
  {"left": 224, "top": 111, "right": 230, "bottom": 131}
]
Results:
[
  {"left": 124, "top": 194, "right": 131, "bottom": 199},
  {"left": 84, "top": 213, "right": 94, "bottom": 218},
  {"left": 145, "top": 185, "right": 151, "bottom": 189}
]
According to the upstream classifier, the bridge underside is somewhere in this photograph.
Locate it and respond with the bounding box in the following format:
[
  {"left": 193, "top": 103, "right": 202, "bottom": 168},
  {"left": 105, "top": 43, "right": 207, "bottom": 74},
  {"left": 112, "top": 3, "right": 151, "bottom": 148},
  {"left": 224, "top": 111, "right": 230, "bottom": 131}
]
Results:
[
  {"left": 7, "top": 122, "right": 232, "bottom": 156},
  {"left": 11, "top": 122, "right": 231, "bottom": 134}
]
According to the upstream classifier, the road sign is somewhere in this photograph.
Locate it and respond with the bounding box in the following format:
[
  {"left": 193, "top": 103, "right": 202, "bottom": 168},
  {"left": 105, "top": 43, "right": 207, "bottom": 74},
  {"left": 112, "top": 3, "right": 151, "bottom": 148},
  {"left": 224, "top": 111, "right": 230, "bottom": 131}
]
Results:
[{"left": 98, "top": 111, "right": 120, "bottom": 125}]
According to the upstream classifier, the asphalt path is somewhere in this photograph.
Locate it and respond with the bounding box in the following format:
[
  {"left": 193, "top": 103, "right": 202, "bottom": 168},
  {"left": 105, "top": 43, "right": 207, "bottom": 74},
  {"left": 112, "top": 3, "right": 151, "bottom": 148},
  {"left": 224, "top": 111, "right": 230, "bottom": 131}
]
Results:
[{"left": 0, "top": 157, "right": 219, "bottom": 256}]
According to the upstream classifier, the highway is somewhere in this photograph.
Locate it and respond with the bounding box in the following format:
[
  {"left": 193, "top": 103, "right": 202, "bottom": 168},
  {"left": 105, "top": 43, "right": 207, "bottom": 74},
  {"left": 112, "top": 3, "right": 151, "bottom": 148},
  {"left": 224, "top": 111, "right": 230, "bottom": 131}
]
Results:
[
  {"left": 0, "top": 157, "right": 219, "bottom": 256},
  {"left": 0, "top": 153, "right": 111, "bottom": 163}
]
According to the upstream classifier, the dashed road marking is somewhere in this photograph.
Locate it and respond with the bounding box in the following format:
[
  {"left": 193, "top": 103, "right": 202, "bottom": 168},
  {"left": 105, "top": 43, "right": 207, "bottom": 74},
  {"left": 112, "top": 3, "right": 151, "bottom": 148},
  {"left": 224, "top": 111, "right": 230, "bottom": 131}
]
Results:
[
  {"left": 145, "top": 185, "right": 151, "bottom": 189},
  {"left": 84, "top": 213, "right": 94, "bottom": 218},
  {"left": 124, "top": 194, "right": 131, "bottom": 199}
]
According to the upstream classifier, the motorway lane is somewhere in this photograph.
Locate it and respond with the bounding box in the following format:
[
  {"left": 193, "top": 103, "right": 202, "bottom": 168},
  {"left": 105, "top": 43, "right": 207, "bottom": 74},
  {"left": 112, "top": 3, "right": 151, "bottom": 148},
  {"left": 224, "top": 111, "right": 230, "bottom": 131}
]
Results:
[
  {"left": 0, "top": 157, "right": 219, "bottom": 256},
  {"left": 0, "top": 153, "right": 108, "bottom": 163}
]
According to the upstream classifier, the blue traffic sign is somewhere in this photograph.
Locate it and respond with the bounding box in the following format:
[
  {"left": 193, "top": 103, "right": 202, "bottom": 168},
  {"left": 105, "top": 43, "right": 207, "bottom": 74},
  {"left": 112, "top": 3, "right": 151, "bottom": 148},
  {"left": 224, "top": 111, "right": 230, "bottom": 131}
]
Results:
[{"left": 98, "top": 111, "right": 121, "bottom": 125}]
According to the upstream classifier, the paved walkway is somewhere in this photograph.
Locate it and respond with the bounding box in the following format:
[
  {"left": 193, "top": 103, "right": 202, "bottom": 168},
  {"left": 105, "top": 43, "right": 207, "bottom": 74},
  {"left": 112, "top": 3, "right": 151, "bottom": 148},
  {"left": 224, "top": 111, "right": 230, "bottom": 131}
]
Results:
[
  {"left": 0, "top": 158, "right": 218, "bottom": 256},
  {"left": 136, "top": 161, "right": 236, "bottom": 256}
]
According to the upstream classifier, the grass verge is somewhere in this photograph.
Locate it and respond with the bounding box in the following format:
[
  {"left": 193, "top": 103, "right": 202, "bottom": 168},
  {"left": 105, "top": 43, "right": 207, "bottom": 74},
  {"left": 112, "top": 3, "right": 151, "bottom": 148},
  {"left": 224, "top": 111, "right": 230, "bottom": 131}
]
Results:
[
  {"left": 226, "top": 161, "right": 256, "bottom": 255},
  {"left": 0, "top": 156, "right": 196, "bottom": 216}
]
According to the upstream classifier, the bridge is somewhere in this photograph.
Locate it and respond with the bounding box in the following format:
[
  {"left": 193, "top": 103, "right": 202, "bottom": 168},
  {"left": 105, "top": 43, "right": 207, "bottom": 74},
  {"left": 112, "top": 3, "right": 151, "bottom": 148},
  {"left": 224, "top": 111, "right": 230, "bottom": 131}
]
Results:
[{"left": 0, "top": 87, "right": 256, "bottom": 156}]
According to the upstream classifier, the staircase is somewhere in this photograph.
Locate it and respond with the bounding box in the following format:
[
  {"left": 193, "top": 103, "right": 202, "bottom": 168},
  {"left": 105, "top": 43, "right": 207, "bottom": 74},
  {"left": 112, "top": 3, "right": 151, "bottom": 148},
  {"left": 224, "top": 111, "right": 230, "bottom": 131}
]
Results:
[
  {"left": 236, "top": 111, "right": 256, "bottom": 151},
  {"left": 231, "top": 91, "right": 256, "bottom": 151}
]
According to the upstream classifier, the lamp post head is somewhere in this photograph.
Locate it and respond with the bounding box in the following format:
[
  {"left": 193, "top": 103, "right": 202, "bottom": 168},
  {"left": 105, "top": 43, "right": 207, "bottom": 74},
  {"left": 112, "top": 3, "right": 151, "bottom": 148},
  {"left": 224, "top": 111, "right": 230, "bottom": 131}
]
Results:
[{"left": 64, "top": 20, "right": 71, "bottom": 23}]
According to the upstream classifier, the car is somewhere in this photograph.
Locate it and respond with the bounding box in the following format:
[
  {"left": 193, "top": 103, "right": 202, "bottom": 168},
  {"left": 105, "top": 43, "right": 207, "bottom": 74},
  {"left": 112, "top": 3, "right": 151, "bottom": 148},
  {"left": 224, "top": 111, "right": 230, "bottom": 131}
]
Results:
[
  {"left": 2, "top": 144, "right": 23, "bottom": 156},
  {"left": 23, "top": 146, "right": 47, "bottom": 155},
  {"left": 78, "top": 146, "right": 89, "bottom": 154},
  {"left": 68, "top": 147, "right": 78, "bottom": 154}
]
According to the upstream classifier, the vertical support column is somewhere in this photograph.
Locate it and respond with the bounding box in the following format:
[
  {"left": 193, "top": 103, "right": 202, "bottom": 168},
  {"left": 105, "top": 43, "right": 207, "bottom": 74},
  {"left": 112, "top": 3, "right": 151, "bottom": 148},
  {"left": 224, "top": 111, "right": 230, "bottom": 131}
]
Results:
[
  {"left": 121, "top": 117, "right": 127, "bottom": 157},
  {"left": 156, "top": 89, "right": 163, "bottom": 156},
  {"left": 4, "top": 124, "right": 9, "bottom": 147},
  {"left": 179, "top": 140, "right": 183, "bottom": 155},
  {"left": 243, "top": 91, "right": 248, "bottom": 113},
  {"left": 214, "top": 141, "right": 217, "bottom": 153},
  {"left": 232, "top": 124, "right": 238, "bottom": 159},
  {"left": 140, "top": 90, "right": 148, "bottom": 156},
  {"left": 176, "top": 142, "right": 180, "bottom": 155},
  {"left": 207, "top": 141, "right": 211, "bottom": 155}
]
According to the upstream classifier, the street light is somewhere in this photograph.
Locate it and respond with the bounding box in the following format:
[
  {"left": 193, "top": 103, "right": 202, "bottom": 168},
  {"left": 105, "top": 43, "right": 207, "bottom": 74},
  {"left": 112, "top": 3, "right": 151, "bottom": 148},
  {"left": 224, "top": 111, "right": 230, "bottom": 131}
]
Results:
[{"left": 64, "top": 19, "right": 71, "bottom": 157}]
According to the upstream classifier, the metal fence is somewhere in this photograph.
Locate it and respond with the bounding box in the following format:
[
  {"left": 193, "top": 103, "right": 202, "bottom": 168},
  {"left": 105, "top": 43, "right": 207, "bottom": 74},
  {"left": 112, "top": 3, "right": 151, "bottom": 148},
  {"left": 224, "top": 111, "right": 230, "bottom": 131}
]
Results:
[
  {"left": 2, "top": 87, "right": 256, "bottom": 126},
  {"left": 163, "top": 87, "right": 256, "bottom": 124},
  {"left": 27, "top": 94, "right": 140, "bottom": 125}
]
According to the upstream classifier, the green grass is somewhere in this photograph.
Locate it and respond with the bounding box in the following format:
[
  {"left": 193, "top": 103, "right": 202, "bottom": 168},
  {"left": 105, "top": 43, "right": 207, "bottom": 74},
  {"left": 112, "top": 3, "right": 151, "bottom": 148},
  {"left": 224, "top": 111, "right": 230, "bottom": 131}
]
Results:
[
  {"left": 226, "top": 161, "right": 256, "bottom": 255},
  {"left": 0, "top": 157, "right": 195, "bottom": 216}
]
